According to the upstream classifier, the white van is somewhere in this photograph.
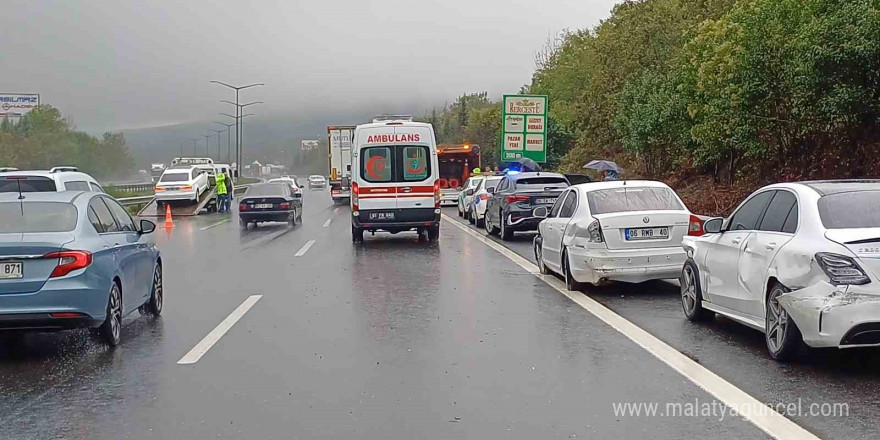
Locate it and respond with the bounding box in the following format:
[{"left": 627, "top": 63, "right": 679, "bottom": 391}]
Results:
[{"left": 351, "top": 120, "right": 440, "bottom": 242}]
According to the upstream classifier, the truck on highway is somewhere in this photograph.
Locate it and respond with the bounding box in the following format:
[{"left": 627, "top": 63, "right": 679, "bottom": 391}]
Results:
[
  {"left": 437, "top": 143, "right": 481, "bottom": 206},
  {"left": 327, "top": 125, "right": 355, "bottom": 204},
  {"left": 150, "top": 163, "right": 165, "bottom": 183}
]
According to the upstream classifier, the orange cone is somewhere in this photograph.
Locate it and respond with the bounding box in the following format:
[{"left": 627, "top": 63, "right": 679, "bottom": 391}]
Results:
[{"left": 164, "top": 203, "right": 175, "bottom": 229}]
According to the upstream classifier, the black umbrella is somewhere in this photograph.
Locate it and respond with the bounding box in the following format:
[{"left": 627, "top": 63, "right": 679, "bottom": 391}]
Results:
[
  {"left": 582, "top": 160, "right": 624, "bottom": 173},
  {"left": 513, "top": 157, "right": 542, "bottom": 172}
]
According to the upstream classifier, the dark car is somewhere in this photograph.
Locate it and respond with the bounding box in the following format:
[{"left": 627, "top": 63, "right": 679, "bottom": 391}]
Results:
[
  {"left": 484, "top": 172, "right": 569, "bottom": 240},
  {"left": 238, "top": 183, "right": 302, "bottom": 229}
]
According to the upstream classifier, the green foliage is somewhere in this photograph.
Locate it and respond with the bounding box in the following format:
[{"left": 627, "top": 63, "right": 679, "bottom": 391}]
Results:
[{"left": 0, "top": 105, "right": 134, "bottom": 179}]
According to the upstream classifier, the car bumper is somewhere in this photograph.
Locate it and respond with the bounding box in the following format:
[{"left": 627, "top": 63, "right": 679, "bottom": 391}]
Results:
[
  {"left": 505, "top": 212, "right": 544, "bottom": 231},
  {"left": 777, "top": 282, "right": 880, "bottom": 348},
  {"left": 240, "top": 210, "right": 294, "bottom": 223},
  {"left": 568, "top": 246, "right": 686, "bottom": 284},
  {"left": 440, "top": 193, "right": 460, "bottom": 206},
  {"left": 155, "top": 190, "right": 198, "bottom": 201},
  {"left": 331, "top": 190, "right": 351, "bottom": 199},
  {"left": 352, "top": 208, "right": 440, "bottom": 231},
  {"left": 0, "top": 273, "right": 110, "bottom": 330},
  {"left": 309, "top": 182, "right": 326, "bottom": 188}
]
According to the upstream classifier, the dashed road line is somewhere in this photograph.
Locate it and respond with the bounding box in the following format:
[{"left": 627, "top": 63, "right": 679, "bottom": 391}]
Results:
[
  {"left": 442, "top": 214, "right": 821, "bottom": 440},
  {"left": 177, "top": 295, "right": 263, "bottom": 365},
  {"left": 200, "top": 219, "right": 231, "bottom": 231},
  {"left": 323, "top": 218, "right": 332, "bottom": 228},
  {"left": 295, "top": 240, "right": 316, "bottom": 257}
]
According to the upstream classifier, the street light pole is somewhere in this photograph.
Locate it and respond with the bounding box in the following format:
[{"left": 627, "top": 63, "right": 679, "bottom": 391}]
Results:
[
  {"left": 210, "top": 81, "right": 264, "bottom": 174},
  {"left": 219, "top": 112, "right": 254, "bottom": 170},
  {"left": 202, "top": 134, "right": 213, "bottom": 157},
  {"left": 211, "top": 129, "right": 225, "bottom": 160},
  {"left": 220, "top": 100, "right": 262, "bottom": 169},
  {"left": 190, "top": 138, "right": 199, "bottom": 156},
  {"left": 214, "top": 122, "right": 235, "bottom": 163}
]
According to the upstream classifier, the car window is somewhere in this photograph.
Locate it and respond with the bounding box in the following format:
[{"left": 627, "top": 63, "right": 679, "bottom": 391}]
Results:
[
  {"left": 402, "top": 146, "right": 429, "bottom": 181},
  {"left": 0, "top": 202, "right": 77, "bottom": 233},
  {"left": 191, "top": 169, "right": 199, "bottom": 180},
  {"left": 65, "top": 181, "right": 91, "bottom": 191},
  {"left": 161, "top": 172, "right": 189, "bottom": 183},
  {"left": 782, "top": 204, "right": 798, "bottom": 234},
  {"left": 497, "top": 178, "right": 509, "bottom": 192},
  {"left": 587, "top": 187, "right": 684, "bottom": 214},
  {"left": 89, "top": 197, "right": 118, "bottom": 233},
  {"left": 484, "top": 178, "right": 502, "bottom": 191},
  {"left": 817, "top": 190, "right": 880, "bottom": 229},
  {"left": 729, "top": 191, "right": 774, "bottom": 231},
  {"left": 87, "top": 206, "right": 104, "bottom": 233},
  {"left": 549, "top": 191, "right": 567, "bottom": 217},
  {"left": 361, "top": 146, "right": 393, "bottom": 183},
  {"left": 559, "top": 191, "right": 578, "bottom": 218},
  {"left": 758, "top": 191, "right": 797, "bottom": 233},
  {"left": 0, "top": 176, "right": 57, "bottom": 192},
  {"left": 102, "top": 197, "right": 136, "bottom": 232},
  {"left": 514, "top": 177, "right": 569, "bottom": 191},
  {"left": 89, "top": 182, "right": 104, "bottom": 193}
]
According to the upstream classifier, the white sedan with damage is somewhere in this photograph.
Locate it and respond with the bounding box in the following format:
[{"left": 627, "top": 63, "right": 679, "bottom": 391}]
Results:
[
  {"left": 681, "top": 180, "right": 880, "bottom": 361},
  {"left": 534, "top": 180, "right": 697, "bottom": 290}
]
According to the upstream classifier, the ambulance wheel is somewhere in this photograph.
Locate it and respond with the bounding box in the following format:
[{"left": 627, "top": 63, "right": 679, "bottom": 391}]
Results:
[
  {"left": 427, "top": 225, "right": 440, "bottom": 242},
  {"left": 352, "top": 225, "right": 363, "bottom": 243}
]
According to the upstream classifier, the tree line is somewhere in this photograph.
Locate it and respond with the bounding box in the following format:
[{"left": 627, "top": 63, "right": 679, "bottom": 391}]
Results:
[{"left": 0, "top": 105, "right": 134, "bottom": 180}]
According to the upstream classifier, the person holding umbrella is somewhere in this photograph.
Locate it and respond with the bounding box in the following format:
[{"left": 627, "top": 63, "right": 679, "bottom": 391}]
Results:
[{"left": 583, "top": 160, "right": 623, "bottom": 181}]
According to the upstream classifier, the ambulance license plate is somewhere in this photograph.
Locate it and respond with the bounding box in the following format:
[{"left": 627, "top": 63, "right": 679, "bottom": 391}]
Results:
[{"left": 369, "top": 211, "right": 395, "bottom": 220}]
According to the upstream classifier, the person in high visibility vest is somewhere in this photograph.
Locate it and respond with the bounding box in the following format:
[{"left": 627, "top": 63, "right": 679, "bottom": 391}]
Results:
[
  {"left": 215, "top": 171, "right": 228, "bottom": 213},
  {"left": 472, "top": 167, "right": 481, "bottom": 174}
]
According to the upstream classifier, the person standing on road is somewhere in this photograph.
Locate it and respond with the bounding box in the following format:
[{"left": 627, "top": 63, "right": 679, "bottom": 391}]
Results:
[
  {"left": 215, "top": 171, "right": 228, "bottom": 213},
  {"left": 224, "top": 172, "right": 234, "bottom": 212}
]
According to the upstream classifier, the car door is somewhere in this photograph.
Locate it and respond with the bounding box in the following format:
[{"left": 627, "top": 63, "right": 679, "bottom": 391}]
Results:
[
  {"left": 489, "top": 177, "right": 510, "bottom": 225},
  {"left": 703, "top": 190, "right": 774, "bottom": 311},
  {"left": 544, "top": 190, "right": 577, "bottom": 271},
  {"left": 396, "top": 145, "right": 434, "bottom": 210},
  {"left": 358, "top": 145, "right": 398, "bottom": 211},
  {"left": 101, "top": 196, "right": 148, "bottom": 313},
  {"left": 738, "top": 190, "right": 798, "bottom": 318}
]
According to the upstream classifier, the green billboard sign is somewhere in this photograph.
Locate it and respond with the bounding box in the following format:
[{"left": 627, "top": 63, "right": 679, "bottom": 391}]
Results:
[{"left": 501, "top": 94, "right": 548, "bottom": 163}]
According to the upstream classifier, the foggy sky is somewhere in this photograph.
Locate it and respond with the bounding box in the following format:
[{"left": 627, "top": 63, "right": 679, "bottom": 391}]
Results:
[{"left": 5, "top": 0, "right": 618, "bottom": 133}]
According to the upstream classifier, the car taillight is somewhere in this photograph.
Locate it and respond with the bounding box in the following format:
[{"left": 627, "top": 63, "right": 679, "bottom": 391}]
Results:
[
  {"left": 239, "top": 204, "right": 247, "bottom": 211},
  {"left": 44, "top": 251, "right": 92, "bottom": 278},
  {"left": 815, "top": 253, "right": 871, "bottom": 285},
  {"left": 434, "top": 181, "right": 441, "bottom": 207},
  {"left": 180, "top": 185, "right": 193, "bottom": 191},
  {"left": 687, "top": 215, "right": 705, "bottom": 236},
  {"left": 154, "top": 186, "right": 165, "bottom": 192},
  {"left": 352, "top": 182, "right": 359, "bottom": 210},
  {"left": 280, "top": 203, "right": 290, "bottom": 209},
  {"left": 479, "top": 194, "right": 490, "bottom": 201},
  {"left": 505, "top": 195, "right": 530, "bottom": 204},
  {"left": 587, "top": 219, "right": 604, "bottom": 243}
]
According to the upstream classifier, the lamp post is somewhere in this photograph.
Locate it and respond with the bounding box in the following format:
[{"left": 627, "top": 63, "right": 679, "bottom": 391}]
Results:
[
  {"left": 189, "top": 138, "right": 199, "bottom": 156},
  {"left": 214, "top": 122, "right": 235, "bottom": 163},
  {"left": 201, "top": 134, "right": 213, "bottom": 157},
  {"left": 210, "top": 129, "right": 225, "bottom": 160},
  {"left": 220, "top": 100, "right": 262, "bottom": 170},
  {"left": 209, "top": 81, "right": 264, "bottom": 173},
  {"left": 219, "top": 112, "right": 254, "bottom": 168}
]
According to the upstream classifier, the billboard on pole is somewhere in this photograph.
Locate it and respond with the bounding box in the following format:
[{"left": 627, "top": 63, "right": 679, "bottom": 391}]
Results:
[
  {"left": 301, "top": 140, "right": 319, "bottom": 151},
  {"left": 501, "top": 95, "right": 548, "bottom": 163},
  {"left": 0, "top": 93, "right": 40, "bottom": 120}
]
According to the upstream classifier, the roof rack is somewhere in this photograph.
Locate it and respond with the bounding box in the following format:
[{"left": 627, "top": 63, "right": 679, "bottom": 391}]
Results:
[
  {"left": 0, "top": 167, "right": 19, "bottom": 173},
  {"left": 372, "top": 115, "right": 413, "bottom": 123},
  {"left": 50, "top": 166, "right": 79, "bottom": 173}
]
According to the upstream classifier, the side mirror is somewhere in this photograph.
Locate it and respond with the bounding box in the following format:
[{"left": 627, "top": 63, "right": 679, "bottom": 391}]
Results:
[
  {"left": 704, "top": 217, "right": 724, "bottom": 234},
  {"left": 139, "top": 219, "right": 156, "bottom": 234},
  {"left": 487, "top": 187, "right": 495, "bottom": 194},
  {"left": 533, "top": 206, "right": 549, "bottom": 218},
  {"left": 466, "top": 189, "right": 475, "bottom": 196}
]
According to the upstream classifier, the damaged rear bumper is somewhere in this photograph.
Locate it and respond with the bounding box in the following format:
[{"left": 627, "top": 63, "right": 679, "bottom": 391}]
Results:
[{"left": 777, "top": 281, "right": 880, "bottom": 348}]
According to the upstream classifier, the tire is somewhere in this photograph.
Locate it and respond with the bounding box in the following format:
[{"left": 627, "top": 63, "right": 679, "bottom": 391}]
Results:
[
  {"left": 240, "top": 219, "right": 248, "bottom": 230},
  {"left": 484, "top": 211, "right": 499, "bottom": 236},
  {"left": 290, "top": 209, "right": 297, "bottom": 227},
  {"left": 144, "top": 263, "right": 163, "bottom": 316},
  {"left": 766, "top": 282, "right": 804, "bottom": 362},
  {"left": 474, "top": 211, "right": 483, "bottom": 228},
  {"left": 680, "top": 260, "right": 714, "bottom": 322},
  {"left": 99, "top": 282, "right": 122, "bottom": 347},
  {"left": 458, "top": 204, "right": 463, "bottom": 217},
  {"left": 352, "top": 225, "right": 364, "bottom": 243},
  {"left": 535, "top": 238, "right": 550, "bottom": 275},
  {"left": 562, "top": 250, "right": 583, "bottom": 291},
  {"left": 427, "top": 225, "right": 440, "bottom": 242},
  {"left": 500, "top": 212, "right": 513, "bottom": 241}
]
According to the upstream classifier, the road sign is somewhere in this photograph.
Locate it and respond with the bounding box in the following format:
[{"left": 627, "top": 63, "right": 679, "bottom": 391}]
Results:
[
  {"left": 301, "top": 140, "right": 319, "bottom": 151},
  {"left": 502, "top": 95, "right": 548, "bottom": 163}
]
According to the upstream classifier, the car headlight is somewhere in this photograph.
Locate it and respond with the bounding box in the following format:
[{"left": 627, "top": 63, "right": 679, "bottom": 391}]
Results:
[{"left": 815, "top": 252, "right": 871, "bottom": 285}]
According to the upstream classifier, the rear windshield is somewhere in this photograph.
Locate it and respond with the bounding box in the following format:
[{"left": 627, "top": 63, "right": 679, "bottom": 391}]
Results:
[
  {"left": 360, "top": 145, "right": 431, "bottom": 183},
  {"left": 587, "top": 187, "right": 684, "bottom": 214},
  {"left": 818, "top": 191, "right": 880, "bottom": 229},
  {"left": 483, "top": 178, "right": 503, "bottom": 191},
  {"left": 0, "top": 202, "right": 77, "bottom": 233},
  {"left": 0, "top": 177, "right": 57, "bottom": 193},
  {"left": 245, "top": 184, "right": 288, "bottom": 197},
  {"left": 160, "top": 172, "right": 189, "bottom": 183},
  {"left": 514, "top": 177, "right": 569, "bottom": 191}
]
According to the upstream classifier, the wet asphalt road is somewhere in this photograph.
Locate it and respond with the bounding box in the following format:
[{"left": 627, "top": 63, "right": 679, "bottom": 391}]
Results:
[{"left": 0, "top": 190, "right": 873, "bottom": 439}]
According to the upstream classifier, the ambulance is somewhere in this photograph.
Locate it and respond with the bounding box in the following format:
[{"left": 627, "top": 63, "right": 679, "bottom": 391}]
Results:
[{"left": 350, "top": 119, "right": 440, "bottom": 242}]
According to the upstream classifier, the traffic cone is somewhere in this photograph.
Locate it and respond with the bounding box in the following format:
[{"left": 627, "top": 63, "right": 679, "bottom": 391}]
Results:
[{"left": 164, "top": 203, "right": 175, "bottom": 229}]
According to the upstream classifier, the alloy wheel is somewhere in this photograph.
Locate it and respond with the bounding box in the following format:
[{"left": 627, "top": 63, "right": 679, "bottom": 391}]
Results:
[
  {"left": 681, "top": 265, "right": 697, "bottom": 314},
  {"left": 153, "top": 265, "right": 163, "bottom": 314},
  {"left": 767, "top": 289, "right": 789, "bottom": 353},
  {"left": 109, "top": 285, "right": 122, "bottom": 342}
]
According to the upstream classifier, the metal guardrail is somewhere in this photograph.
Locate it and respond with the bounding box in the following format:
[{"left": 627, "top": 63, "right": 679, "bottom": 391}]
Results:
[
  {"left": 106, "top": 183, "right": 155, "bottom": 193},
  {"left": 116, "top": 184, "right": 253, "bottom": 206}
]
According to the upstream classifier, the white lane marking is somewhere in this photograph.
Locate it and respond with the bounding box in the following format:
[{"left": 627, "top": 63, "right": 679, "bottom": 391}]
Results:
[
  {"left": 333, "top": 207, "right": 340, "bottom": 213},
  {"left": 295, "top": 240, "right": 316, "bottom": 257},
  {"left": 322, "top": 218, "right": 332, "bottom": 228},
  {"left": 200, "top": 219, "right": 230, "bottom": 231},
  {"left": 177, "top": 295, "right": 263, "bottom": 365},
  {"left": 442, "top": 214, "right": 821, "bottom": 440}
]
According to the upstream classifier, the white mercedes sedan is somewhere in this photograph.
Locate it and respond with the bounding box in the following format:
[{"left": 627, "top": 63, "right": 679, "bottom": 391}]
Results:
[
  {"left": 534, "top": 180, "right": 697, "bottom": 290},
  {"left": 681, "top": 180, "right": 880, "bottom": 361}
]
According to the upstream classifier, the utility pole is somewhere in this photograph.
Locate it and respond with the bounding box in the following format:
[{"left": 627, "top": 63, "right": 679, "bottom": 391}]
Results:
[
  {"left": 210, "top": 81, "right": 264, "bottom": 175},
  {"left": 211, "top": 129, "right": 225, "bottom": 160},
  {"left": 214, "top": 122, "right": 235, "bottom": 163}
]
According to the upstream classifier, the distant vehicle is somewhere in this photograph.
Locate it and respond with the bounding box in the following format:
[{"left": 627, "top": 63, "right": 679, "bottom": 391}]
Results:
[
  {"left": 563, "top": 174, "right": 592, "bottom": 185},
  {"left": 328, "top": 126, "right": 355, "bottom": 204},
  {"left": 268, "top": 176, "right": 305, "bottom": 192},
  {"left": 154, "top": 166, "right": 209, "bottom": 204},
  {"left": 682, "top": 180, "right": 880, "bottom": 361},
  {"left": 308, "top": 175, "right": 327, "bottom": 189},
  {"left": 484, "top": 172, "right": 569, "bottom": 240},
  {"left": 437, "top": 143, "right": 481, "bottom": 207},
  {"left": 350, "top": 119, "right": 440, "bottom": 242},
  {"left": 239, "top": 183, "right": 302, "bottom": 229},
  {"left": 0, "top": 167, "right": 104, "bottom": 193},
  {"left": 535, "top": 181, "right": 692, "bottom": 291},
  {"left": 150, "top": 163, "right": 166, "bottom": 182},
  {"left": 457, "top": 175, "right": 484, "bottom": 219},
  {"left": 470, "top": 175, "right": 503, "bottom": 228},
  {"left": 0, "top": 191, "right": 162, "bottom": 346}
]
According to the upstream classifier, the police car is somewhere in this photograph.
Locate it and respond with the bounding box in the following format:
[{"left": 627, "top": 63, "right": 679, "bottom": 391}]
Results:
[{"left": 350, "top": 119, "right": 440, "bottom": 242}]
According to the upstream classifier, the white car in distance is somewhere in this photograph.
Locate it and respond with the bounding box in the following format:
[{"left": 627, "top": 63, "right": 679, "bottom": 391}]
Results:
[
  {"left": 308, "top": 175, "right": 326, "bottom": 189},
  {"left": 155, "top": 166, "right": 209, "bottom": 203},
  {"left": 682, "top": 180, "right": 880, "bottom": 361},
  {"left": 469, "top": 176, "right": 503, "bottom": 228},
  {"left": 458, "top": 176, "right": 484, "bottom": 219},
  {"left": 535, "top": 180, "right": 697, "bottom": 290}
]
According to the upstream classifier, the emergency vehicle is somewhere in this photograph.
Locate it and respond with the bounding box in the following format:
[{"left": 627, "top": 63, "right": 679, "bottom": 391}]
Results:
[
  {"left": 350, "top": 119, "right": 440, "bottom": 242},
  {"left": 437, "top": 143, "right": 481, "bottom": 206}
]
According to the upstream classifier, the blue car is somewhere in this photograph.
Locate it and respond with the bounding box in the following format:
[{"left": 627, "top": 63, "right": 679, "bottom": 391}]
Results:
[{"left": 0, "top": 190, "right": 162, "bottom": 346}]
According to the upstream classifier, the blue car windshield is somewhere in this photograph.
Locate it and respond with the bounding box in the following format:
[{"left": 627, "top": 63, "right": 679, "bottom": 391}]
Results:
[{"left": 0, "top": 202, "right": 78, "bottom": 233}]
